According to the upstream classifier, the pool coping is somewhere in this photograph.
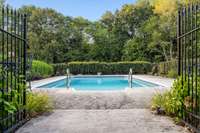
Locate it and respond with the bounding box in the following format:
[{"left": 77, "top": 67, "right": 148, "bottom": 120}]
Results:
[{"left": 31, "top": 75, "right": 173, "bottom": 92}]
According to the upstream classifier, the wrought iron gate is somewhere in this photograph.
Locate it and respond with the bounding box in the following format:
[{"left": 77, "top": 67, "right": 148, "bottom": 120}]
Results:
[
  {"left": 177, "top": 4, "right": 200, "bottom": 132},
  {"left": 0, "top": 6, "right": 27, "bottom": 132}
]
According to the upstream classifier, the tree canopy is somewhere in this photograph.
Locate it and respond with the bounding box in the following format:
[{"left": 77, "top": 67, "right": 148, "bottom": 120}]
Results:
[{"left": 14, "top": 0, "right": 199, "bottom": 63}]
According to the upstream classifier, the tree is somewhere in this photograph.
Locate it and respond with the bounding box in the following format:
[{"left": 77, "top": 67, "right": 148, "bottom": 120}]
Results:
[
  {"left": 0, "top": 0, "right": 5, "bottom": 7},
  {"left": 87, "top": 22, "right": 120, "bottom": 62},
  {"left": 122, "top": 38, "right": 148, "bottom": 61},
  {"left": 180, "top": 0, "right": 200, "bottom": 5},
  {"left": 149, "top": 0, "right": 177, "bottom": 61},
  {"left": 100, "top": 11, "right": 115, "bottom": 31},
  {"left": 20, "top": 6, "right": 86, "bottom": 63},
  {"left": 17, "top": 0, "right": 193, "bottom": 63}
]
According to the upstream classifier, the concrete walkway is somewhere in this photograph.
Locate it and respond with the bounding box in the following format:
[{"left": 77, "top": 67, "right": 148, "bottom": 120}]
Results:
[{"left": 17, "top": 109, "right": 189, "bottom": 133}]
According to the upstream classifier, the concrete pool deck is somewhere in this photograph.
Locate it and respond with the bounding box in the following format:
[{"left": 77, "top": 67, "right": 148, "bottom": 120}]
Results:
[
  {"left": 17, "top": 75, "right": 189, "bottom": 133},
  {"left": 31, "top": 75, "right": 174, "bottom": 109}
]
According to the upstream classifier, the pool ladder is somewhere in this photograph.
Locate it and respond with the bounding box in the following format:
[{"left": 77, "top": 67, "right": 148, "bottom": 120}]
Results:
[
  {"left": 128, "top": 68, "right": 133, "bottom": 88},
  {"left": 66, "top": 68, "right": 71, "bottom": 89}
]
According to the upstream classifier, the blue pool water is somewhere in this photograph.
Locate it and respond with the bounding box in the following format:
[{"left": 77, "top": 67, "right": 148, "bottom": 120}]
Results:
[{"left": 38, "top": 76, "right": 160, "bottom": 91}]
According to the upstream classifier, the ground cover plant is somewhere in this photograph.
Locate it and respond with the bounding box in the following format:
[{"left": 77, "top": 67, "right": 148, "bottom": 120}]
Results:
[{"left": 26, "top": 92, "right": 53, "bottom": 118}]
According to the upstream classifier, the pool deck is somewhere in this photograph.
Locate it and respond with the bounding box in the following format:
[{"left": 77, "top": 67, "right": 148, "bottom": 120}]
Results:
[
  {"left": 17, "top": 75, "right": 189, "bottom": 133},
  {"left": 31, "top": 75, "right": 174, "bottom": 109}
]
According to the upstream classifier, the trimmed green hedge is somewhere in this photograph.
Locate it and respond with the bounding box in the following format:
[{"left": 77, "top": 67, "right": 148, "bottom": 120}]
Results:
[
  {"left": 52, "top": 63, "right": 67, "bottom": 75},
  {"left": 53, "top": 61, "right": 152, "bottom": 75},
  {"left": 31, "top": 60, "right": 54, "bottom": 80}
]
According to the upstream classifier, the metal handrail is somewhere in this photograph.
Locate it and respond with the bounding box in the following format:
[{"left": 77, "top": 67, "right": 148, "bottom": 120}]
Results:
[
  {"left": 66, "top": 68, "right": 70, "bottom": 89},
  {"left": 129, "top": 68, "right": 133, "bottom": 88}
]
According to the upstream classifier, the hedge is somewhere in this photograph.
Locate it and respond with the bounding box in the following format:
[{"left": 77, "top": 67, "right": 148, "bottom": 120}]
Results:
[
  {"left": 52, "top": 63, "right": 67, "bottom": 75},
  {"left": 53, "top": 61, "right": 153, "bottom": 75},
  {"left": 31, "top": 60, "right": 54, "bottom": 80}
]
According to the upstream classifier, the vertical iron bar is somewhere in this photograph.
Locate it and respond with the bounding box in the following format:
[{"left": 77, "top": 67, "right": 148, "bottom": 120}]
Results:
[
  {"left": 1, "top": 6, "right": 5, "bottom": 131},
  {"left": 181, "top": 8, "right": 185, "bottom": 120},
  {"left": 185, "top": 7, "right": 187, "bottom": 82},
  {"left": 6, "top": 6, "right": 9, "bottom": 129},
  {"left": 17, "top": 12, "right": 20, "bottom": 107},
  {"left": 10, "top": 8, "right": 13, "bottom": 126},
  {"left": 195, "top": 5, "right": 199, "bottom": 117},
  {"left": 20, "top": 14, "right": 23, "bottom": 111},
  {"left": 23, "top": 14, "right": 27, "bottom": 119},
  {"left": 14, "top": 10, "right": 17, "bottom": 124},
  {"left": 187, "top": 6, "right": 190, "bottom": 107},
  {"left": 178, "top": 10, "right": 181, "bottom": 76},
  {"left": 190, "top": 5, "right": 194, "bottom": 114}
]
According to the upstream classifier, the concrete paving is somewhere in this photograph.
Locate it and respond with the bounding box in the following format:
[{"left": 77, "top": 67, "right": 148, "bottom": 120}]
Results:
[
  {"left": 17, "top": 109, "right": 189, "bottom": 133},
  {"left": 43, "top": 89, "right": 167, "bottom": 109}
]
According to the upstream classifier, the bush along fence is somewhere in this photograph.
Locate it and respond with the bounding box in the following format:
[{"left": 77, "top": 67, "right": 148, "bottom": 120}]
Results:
[
  {"left": 152, "top": 59, "right": 178, "bottom": 78},
  {"left": 31, "top": 60, "right": 54, "bottom": 80},
  {"left": 53, "top": 61, "right": 153, "bottom": 75},
  {"left": 177, "top": 4, "right": 200, "bottom": 132}
]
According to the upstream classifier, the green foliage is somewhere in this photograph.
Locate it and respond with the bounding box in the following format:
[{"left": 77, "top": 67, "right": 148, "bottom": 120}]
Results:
[
  {"left": 151, "top": 93, "right": 165, "bottom": 110},
  {"left": 53, "top": 61, "right": 152, "bottom": 75},
  {"left": 156, "top": 60, "right": 178, "bottom": 77},
  {"left": 122, "top": 37, "right": 150, "bottom": 61},
  {"left": 31, "top": 60, "right": 53, "bottom": 80},
  {"left": 152, "top": 76, "right": 200, "bottom": 118},
  {"left": 0, "top": 68, "right": 26, "bottom": 114},
  {"left": 167, "top": 69, "right": 178, "bottom": 78},
  {"left": 18, "top": 0, "right": 180, "bottom": 64},
  {"left": 152, "top": 77, "right": 184, "bottom": 117},
  {"left": 26, "top": 92, "right": 53, "bottom": 118},
  {"left": 52, "top": 63, "right": 68, "bottom": 76},
  {"left": 18, "top": 1, "right": 198, "bottom": 65}
]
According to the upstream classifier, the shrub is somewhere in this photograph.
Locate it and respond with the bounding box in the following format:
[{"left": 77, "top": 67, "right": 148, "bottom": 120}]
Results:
[
  {"left": 151, "top": 77, "right": 186, "bottom": 117},
  {"left": 26, "top": 92, "right": 53, "bottom": 118},
  {"left": 151, "top": 76, "right": 200, "bottom": 118},
  {"left": 151, "top": 92, "right": 165, "bottom": 111},
  {"left": 0, "top": 67, "right": 26, "bottom": 114},
  {"left": 167, "top": 69, "right": 178, "bottom": 78},
  {"left": 31, "top": 60, "right": 54, "bottom": 80},
  {"left": 53, "top": 61, "right": 153, "bottom": 75},
  {"left": 156, "top": 59, "right": 178, "bottom": 77}
]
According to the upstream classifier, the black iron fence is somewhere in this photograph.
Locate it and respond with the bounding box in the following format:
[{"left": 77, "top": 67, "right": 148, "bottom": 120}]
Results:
[
  {"left": 0, "top": 6, "right": 27, "bottom": 132},
  {"left": 177, "top": 4, "right": 200, "bottom": 132}
]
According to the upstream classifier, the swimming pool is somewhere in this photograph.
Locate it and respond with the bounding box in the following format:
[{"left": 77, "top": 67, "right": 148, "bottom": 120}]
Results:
[{"left": 38, "top": 76, "right": 160, "bottom": 91}]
